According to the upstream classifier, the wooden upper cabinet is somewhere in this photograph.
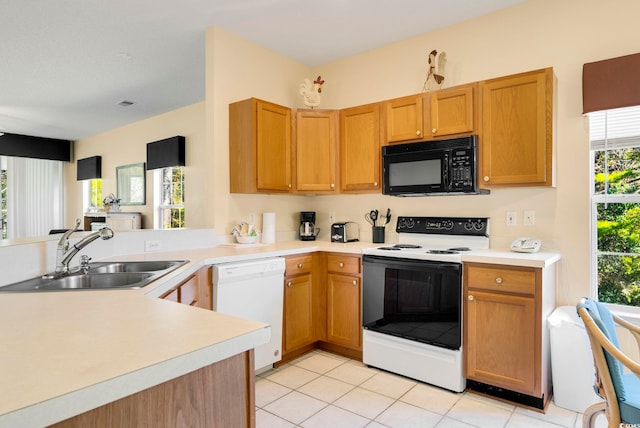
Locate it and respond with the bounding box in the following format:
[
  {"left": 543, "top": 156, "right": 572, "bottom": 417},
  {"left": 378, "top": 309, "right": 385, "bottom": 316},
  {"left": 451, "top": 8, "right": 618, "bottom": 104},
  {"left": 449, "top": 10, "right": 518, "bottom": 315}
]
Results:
[
  {"left": 295, "top": 109, "right": 339, "bottom": 193},
  {"left": 384, "top": 95, "right": 423, "bottom": 144},
  {"left": 229, "top": 98, "right": 292, "bottom": 193},
  {"left": 424, "top": 84, "right": 476, "bottom": 139},
  {"left": 340, "top": 103, "right": 382, "bottom": 193},
  {"left": 479, "top": 67, "right": 555, "bottom": 187}
]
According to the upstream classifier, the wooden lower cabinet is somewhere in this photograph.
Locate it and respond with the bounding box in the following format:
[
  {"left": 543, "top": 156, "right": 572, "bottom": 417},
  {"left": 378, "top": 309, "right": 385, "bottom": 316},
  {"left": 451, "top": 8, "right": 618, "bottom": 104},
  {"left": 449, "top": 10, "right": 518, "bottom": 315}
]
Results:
[
  {"left": 51, "top": 350, "right": 256, "bottom": 428},
  {"left": 160, "top": 266, "right": 212, "bottom": 310},
  {"left": 324, "top": 254, "right": 362, "bottom": 354},
  {"left": 280, "top": 252, "right": 363, "bottom": 364},
  {"left": 464, "top": 262, "right": 555, "bottom": 409}
]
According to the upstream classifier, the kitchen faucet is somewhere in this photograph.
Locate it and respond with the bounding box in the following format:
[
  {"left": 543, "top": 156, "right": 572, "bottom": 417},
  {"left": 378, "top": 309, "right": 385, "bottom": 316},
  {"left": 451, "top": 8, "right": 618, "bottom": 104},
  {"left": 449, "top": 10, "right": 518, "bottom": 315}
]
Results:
[{"left": 48, "top": 219, "right": 115, "bottom": 277}]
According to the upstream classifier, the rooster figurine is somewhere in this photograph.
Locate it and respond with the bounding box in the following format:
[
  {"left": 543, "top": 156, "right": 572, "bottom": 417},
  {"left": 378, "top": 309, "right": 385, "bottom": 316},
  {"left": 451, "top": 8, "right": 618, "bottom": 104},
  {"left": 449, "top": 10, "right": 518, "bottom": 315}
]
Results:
[
  {"left": 300, "top": 75, "right": 325, "bottom": 108},
  {"left": 423, "top": 50, "right": 446, "bottom": 92}
]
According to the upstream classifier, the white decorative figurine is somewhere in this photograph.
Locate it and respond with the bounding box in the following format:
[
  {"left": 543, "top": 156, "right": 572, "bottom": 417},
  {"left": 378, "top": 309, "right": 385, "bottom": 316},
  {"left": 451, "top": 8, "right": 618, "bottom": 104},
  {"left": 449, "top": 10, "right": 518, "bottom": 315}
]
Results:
[
  {"left": 299, "top": 75, "right": 325, "bottom": 108},
  {"left": 423, "top": 50, "right": 447, "bottom": 92}
]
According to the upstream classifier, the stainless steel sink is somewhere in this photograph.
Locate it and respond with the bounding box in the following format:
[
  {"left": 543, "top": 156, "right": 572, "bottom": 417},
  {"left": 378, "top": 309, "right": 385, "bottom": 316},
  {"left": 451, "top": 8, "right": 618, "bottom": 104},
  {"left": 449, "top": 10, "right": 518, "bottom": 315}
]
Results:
[
  {"left": 0, "top": 260, "right": 188, "bottom": 292},
  {"left": 89, "top": 260, "right": 185, "bottom": 273}
]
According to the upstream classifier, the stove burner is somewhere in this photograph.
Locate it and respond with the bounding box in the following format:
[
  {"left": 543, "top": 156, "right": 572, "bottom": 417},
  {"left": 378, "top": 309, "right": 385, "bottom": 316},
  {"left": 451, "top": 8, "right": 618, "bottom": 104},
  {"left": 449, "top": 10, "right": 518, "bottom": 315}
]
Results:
[
  {"left": 393, "top": 244, "right": 422, "bottom": 249},
  {"left": 426, "top": 250, "right": 459, "bottom": 255},
  {"left": 449, "top": 247, "right": 471, "bottom": 252}
]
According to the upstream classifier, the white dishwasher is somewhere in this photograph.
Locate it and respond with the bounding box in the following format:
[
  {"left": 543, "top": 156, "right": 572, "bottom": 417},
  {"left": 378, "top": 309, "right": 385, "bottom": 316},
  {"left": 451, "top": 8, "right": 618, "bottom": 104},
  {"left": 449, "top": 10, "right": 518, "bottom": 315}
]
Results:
[{"left": 212, "top": 257, "right": 285, "bottom": 371}]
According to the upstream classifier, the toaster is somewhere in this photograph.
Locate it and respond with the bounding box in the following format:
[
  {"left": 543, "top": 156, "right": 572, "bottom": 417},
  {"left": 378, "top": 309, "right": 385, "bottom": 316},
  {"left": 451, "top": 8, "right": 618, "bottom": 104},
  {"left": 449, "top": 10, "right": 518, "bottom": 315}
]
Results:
[{"left": 331, "top": 222, "right": 360, "bottom": 242}]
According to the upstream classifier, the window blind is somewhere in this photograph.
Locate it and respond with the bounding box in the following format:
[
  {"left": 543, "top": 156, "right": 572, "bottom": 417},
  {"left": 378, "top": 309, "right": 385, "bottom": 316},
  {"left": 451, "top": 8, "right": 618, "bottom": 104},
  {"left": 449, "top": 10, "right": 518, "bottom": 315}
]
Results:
[{"left": 589, "top": 105, "right": 640, "bottom": 150}]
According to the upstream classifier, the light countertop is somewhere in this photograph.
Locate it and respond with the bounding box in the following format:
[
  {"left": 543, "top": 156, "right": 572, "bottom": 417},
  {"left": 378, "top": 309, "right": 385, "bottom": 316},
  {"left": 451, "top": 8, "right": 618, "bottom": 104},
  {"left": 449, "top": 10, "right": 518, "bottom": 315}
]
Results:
[{"left": 0, "top": 238, "right": 561, "bottom": 427}]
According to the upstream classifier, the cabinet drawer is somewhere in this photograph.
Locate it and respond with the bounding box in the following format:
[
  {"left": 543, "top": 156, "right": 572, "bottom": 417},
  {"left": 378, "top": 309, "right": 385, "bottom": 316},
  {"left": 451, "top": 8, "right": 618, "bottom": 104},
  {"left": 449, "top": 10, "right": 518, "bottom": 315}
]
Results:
[
  {"left": 285, "top": 255, "right": 313, "bottom": 276},
  {"left": 466, "top": 265, "right": 536, "bottom": 295},
  {"left": 327, "top": 254, "right": 361, "bottom": 274}
]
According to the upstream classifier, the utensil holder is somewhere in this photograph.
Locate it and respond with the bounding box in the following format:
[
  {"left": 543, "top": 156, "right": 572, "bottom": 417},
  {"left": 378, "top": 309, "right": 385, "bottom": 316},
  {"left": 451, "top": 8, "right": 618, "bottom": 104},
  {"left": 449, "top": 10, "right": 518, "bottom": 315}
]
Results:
[{"left": 372, "top": 226, "right": 385, "bottom": 244}]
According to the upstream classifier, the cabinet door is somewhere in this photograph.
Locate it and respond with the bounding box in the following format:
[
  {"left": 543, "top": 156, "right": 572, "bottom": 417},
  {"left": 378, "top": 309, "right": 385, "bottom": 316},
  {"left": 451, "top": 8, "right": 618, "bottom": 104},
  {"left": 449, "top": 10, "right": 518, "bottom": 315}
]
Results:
[
  {"left": 465, "top": 290, "right": 537, "bottom": 396},
  {"left": 326, "top": 273, "right": 361, "bottom": 349},
  {"left": 384, "top": 95, "right": 423, "bottom": 143},
  {"left": 480, "top": 68, "right": 554, "bottom": 187},
  {"left": 295, "top": 109, "right": 338, "bottom": 193},
  {"left": 283, "top": 274, "right": 315, "bottom": 352},
  {"left": 425, "top": 84, "right": 475, "bottom": 138},
  {"left": 340, "top": 103, "right": 382, "bottom": 193},
  {"left": 257, "top": 100, "right": 293, "bottom": 192}
]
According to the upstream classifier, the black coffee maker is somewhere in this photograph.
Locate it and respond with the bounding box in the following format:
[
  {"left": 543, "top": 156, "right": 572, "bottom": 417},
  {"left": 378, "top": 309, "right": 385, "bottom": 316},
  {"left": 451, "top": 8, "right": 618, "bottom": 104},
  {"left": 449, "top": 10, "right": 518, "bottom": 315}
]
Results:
[{"left": 299, "top": 211, "right": 319, "bottom": 241}]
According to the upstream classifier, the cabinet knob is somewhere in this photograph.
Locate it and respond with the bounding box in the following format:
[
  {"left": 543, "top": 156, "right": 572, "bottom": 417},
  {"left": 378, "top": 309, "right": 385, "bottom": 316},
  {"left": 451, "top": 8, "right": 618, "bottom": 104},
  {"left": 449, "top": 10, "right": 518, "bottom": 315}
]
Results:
[
  {"left": 287, "top": 281, "right": 292, "bottom": 287},
  {"left": 432, "top": 128, "right": 437, "bottom": 134},
  {"left": 468, "top": 295, "right": 474, "bottom": 301},
  {"left": 495, "top": 277, "right": 503, "bottom": 284},
  {"left": 331, "top": 183, "right": 335, "bottom": 189},
  {"left": 373, "top": 181, "right": 378, "bottom": 187},
  {"left": 483, "top": 176, "right": 489, "bottom": 182},
  {"left": 353, "top": 280, "right": 357, "bottom": 286},
  {"left": 298, "top": 263, "right": 303, "bottom": 269},
  {"left": 339, "top": 262, "right": 344, "bottom": 268},
  {"left": 416, "top": 130, "right": 421, "bottom": 136},
  {"left": 288, "top": 183, "right": 292, "bottom": 188}
]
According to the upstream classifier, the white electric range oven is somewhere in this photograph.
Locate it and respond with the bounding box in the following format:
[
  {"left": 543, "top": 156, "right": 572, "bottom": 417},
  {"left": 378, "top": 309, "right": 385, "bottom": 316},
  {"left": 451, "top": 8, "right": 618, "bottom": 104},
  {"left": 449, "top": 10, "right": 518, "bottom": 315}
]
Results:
[{"left": 362, "top": 216, "right": 489, "bottom": 392}]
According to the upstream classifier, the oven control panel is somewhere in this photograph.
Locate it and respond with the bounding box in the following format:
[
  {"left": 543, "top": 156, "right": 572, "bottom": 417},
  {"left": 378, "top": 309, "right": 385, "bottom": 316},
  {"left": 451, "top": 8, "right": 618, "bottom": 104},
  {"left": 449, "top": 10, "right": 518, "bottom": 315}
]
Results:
[{"left": 396, "top": 216, "right": 489, "bottom": 236}]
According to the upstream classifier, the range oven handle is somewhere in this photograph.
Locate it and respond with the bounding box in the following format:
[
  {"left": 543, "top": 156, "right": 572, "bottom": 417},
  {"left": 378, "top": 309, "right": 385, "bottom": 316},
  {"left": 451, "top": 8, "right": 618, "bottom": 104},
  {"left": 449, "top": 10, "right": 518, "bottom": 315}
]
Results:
[{"left": 363, "top": 255, "right": 461, "bottom": 271}]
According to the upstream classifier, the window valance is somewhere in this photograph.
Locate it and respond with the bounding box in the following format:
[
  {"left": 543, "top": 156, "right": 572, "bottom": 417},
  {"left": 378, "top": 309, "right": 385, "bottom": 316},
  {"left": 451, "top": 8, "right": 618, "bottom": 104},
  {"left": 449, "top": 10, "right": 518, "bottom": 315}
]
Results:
[{"left": 583, "top": 52, "right": 640, "bottom": 114}]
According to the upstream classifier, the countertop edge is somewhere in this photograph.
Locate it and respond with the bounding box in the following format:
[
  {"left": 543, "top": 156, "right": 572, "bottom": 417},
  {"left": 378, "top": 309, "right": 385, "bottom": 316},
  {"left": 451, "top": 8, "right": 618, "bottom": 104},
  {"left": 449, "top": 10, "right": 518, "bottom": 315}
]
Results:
[{"left": 0, "top": 326, "right": 270, "bottom": 428}]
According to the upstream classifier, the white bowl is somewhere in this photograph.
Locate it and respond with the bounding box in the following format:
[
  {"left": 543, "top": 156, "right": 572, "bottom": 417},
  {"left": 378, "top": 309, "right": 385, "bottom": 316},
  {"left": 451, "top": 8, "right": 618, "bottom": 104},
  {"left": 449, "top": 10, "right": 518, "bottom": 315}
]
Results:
[{"left": 236, "top": 235, "right": 258, "bottom": 244}]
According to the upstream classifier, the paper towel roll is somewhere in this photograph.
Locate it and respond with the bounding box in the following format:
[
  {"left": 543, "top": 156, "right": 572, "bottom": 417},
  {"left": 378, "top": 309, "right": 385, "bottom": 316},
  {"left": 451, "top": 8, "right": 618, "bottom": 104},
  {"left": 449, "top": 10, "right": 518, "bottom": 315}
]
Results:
[{"left": 262, "top": 212, "right": 276, "bottom": 244}]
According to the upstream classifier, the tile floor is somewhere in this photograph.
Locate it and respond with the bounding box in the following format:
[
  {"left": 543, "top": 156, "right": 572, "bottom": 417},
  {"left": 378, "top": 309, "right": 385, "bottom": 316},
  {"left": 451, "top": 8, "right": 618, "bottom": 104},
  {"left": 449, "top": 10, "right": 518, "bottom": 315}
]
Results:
[{"left": 256, "top": 350, "right": 608, "bottom": 428}]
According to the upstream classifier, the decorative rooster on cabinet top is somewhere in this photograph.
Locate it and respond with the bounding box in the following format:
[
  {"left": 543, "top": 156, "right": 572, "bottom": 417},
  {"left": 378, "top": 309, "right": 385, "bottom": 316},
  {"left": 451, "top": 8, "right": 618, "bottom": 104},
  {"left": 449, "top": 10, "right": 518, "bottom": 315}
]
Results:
[
  {"left": 300, "top": 75, "right": 325, "bottom": 108},
  {"left": 423, "top": 50, "right": 446, "bottom": 92}
]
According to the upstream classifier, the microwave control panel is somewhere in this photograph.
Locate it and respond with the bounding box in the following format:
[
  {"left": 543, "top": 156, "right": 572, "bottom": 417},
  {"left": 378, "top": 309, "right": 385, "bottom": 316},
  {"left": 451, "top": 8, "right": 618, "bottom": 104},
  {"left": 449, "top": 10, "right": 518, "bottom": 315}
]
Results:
[{"left": 450, "top": 149, "right": 474, "bottom": 189}]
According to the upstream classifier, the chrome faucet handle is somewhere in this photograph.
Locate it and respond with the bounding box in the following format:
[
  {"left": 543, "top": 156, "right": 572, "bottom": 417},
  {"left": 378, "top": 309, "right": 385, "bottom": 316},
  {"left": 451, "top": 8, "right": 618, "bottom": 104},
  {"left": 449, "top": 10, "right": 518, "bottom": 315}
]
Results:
[{"left": 80, "top": 255, "right": 92, "bottom": 274}]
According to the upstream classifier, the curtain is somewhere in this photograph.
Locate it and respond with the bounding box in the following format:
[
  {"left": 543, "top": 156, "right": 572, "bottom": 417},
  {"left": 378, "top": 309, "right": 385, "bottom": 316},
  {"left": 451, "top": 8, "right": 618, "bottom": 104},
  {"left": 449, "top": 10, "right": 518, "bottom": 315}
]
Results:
[
  {"left": 6, "top": 156, "right": 64, "bottom": 238},
  {"left": 583, "top": 52, "right": 640, "bottom": 114}
]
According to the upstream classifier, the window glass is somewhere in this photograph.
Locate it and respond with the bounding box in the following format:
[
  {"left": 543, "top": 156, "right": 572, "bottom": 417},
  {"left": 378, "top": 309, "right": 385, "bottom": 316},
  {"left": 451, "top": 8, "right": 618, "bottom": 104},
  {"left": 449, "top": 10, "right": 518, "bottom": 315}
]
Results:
[
  {"left": 156, "top": 166, "right": 184, "bottom": 229},
  {"left": 591, "top": 106, "right": 640, "bottom": 307}
]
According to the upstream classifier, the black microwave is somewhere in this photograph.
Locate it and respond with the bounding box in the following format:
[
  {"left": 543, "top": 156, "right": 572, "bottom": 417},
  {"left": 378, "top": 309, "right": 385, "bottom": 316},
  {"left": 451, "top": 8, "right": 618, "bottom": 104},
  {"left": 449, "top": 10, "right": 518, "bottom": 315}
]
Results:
[{"left": 382, "top": 135, "right": 488, "bottom": 196}]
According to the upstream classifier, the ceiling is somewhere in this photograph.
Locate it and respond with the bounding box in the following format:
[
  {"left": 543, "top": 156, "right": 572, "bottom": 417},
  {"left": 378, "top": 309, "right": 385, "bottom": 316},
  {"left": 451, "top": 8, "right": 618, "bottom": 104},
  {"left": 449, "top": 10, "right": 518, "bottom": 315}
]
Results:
[{"left": 1, "top": 0, "right": 526, "bottom": 141}]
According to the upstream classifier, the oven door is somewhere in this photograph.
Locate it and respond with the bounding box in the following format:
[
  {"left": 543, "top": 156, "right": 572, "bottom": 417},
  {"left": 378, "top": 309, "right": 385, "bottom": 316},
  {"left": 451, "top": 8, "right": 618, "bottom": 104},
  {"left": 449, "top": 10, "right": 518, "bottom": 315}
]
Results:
[{"left": 362, "top": 255, "right": 462, "bottom": 350}]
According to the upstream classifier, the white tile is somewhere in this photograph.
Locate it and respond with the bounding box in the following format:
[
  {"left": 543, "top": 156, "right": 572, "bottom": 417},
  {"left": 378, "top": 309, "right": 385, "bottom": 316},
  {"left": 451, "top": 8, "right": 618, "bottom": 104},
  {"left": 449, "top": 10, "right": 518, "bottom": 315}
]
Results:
[
  {"left": 463, "top": 392, "right": 516, "bottom": 412},
  {"left": 263, "top": 391, "right": 327, "bottom": 425},
  {"left": 301, "top": 404, "right": 371, "bottom": 428},
  {"left": 434, "top": 417, "right": 480, "bottom": 428},
  {"left": 400, "top": 383, "right": 461, "bottom": 415},
  {"left": 326, "top": 362, "right": 379, "bottom": 385},
  {"left": 446, "top": 394, "right": 513, "bottom": 428},
  {"left": 514, "top": 401, "right": 577, "bottom": 427},
  {"left": 256, "top": 409, "right": 296, "bottom": 428},
  {"left": 360, "top": 371, "right": 417, "bottom": 399},
  {"left": 294, "top": 353, "right": 345, "bottom": 374},
  {"left": 375, "top": 401, "right": 443, "bottom": 428},
  {"left": 365, "top": 422, "right": 388, "bottom": 428},
  {"left": 506, "top": 412, "right": 569, "bottom": 428},
  {"left": 255, "top": 378, "right": 292, "bottom": 408},
  {"left": 298, "top": 375, "right": 355, "bottom": 403},
  {"left": 265, "top": 364, "right": 320, "bottom": 389},
  {"left": 334, "top": 386, "right": 395, "bottom": 419}
]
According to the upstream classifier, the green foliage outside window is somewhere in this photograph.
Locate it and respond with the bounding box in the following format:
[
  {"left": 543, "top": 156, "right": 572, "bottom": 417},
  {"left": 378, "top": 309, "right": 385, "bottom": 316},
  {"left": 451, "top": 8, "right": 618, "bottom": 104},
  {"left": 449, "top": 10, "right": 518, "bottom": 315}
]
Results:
[{"left": 595, "top": 147, "right": 640, "bottom": 306}]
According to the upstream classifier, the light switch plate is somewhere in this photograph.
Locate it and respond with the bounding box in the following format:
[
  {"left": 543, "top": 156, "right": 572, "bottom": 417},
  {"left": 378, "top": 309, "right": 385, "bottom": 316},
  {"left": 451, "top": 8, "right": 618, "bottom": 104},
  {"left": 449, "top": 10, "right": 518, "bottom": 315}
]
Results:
[{"left": 144, "top": 240, "right": 162, "bottom": 252}]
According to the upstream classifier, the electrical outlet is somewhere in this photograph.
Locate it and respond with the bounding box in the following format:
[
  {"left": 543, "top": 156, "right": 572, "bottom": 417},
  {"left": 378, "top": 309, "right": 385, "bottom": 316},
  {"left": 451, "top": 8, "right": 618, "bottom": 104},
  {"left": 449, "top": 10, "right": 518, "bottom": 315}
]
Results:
[
  {"left": 329, "top": 212, "right": 336, "bottom": 224},
  {"left": 524, "top": 210, "right": 536, "bottom": 226},
  {"left": 145, "top": 240, "right": 162, "bottom": 252},
  {"left": 506, "top": 211, "right": 516, "bottom": 226}
]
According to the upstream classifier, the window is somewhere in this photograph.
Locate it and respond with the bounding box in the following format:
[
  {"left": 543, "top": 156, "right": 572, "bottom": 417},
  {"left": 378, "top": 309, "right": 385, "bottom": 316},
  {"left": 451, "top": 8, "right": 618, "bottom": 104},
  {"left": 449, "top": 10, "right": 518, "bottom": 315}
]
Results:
[
  {"left": 1, "top": 157, "right": 6, "bottom": 239},
  {"left": 83, "top": 178, "right": 102, "bottom": 211},
  {"left": 590, "top": 105, "right": 640, "bottom": 307},
  {"left": 155, "top": 166, "right": 184, "bottom": 229}
]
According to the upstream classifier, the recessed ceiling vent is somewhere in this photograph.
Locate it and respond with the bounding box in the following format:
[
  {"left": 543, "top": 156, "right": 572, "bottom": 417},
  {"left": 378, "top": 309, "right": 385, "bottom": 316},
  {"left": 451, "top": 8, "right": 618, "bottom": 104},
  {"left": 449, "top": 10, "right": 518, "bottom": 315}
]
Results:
[{"left": 118, "top": 100, "right": 135, "bottom": 107}]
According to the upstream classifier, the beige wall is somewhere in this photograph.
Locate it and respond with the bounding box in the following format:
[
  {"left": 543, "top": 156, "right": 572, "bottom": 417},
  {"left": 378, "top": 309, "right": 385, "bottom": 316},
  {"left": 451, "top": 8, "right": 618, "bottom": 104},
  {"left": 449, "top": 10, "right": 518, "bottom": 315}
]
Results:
[
  {"left": 69, "top": 0, "right": 640, "bottom": 306},
  {"left": 67, "top": 102, "right": 207, "bottom": 229}
]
